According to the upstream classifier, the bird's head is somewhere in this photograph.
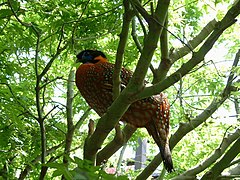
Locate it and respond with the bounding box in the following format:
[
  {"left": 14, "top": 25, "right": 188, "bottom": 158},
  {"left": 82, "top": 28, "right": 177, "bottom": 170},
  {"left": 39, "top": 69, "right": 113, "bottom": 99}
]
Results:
[{"left": 76, "top": 50, "right": 108, "bottom": 64}]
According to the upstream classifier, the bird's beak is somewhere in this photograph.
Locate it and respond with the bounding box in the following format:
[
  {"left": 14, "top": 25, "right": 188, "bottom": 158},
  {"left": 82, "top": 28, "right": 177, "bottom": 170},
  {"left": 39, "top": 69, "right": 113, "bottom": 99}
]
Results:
[
  {"left": 72, "top": 58, "right": 82, "bottom": 68},
  {"left": 75, "top": 58, "right": 81, "bottom": 63}
]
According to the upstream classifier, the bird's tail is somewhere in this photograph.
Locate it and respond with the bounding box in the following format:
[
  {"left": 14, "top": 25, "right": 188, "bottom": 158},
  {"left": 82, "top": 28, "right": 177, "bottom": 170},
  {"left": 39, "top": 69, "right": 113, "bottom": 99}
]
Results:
[
  {"left": 145, "top": 123, "right": 174, "bottom": 173},
  {"left": 158, "top": 140, "right": 174, "bottom": 173}
]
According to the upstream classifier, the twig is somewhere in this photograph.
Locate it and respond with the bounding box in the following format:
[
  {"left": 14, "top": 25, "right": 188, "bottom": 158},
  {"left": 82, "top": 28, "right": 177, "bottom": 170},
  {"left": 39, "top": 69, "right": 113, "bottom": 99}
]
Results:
[
  {"left": 173, "top": 128, "right": 240, "bottom": 179},
  {"left": 131, "top": 0, "right": 193, "bottom": 53},
  {"left": 39, "top": 39, "right": 68, "bottom": 80},
  {"left": 42, "top": 106, "right": 58, "bottom": 121},
  {"left": 0, "top": 2, "right": 7, "bottom": 6},
  {"left": 228, "top": 158, "right": 240, "bottom": 167},
  {"left": 170, "top": 19, "right": 217, "bottom": 62},
  {"left": 57, "top": 24, "right": 65, "bottom": 51},
  {"left": 130, "top": 0, "right": 152, "bottom": 24},
  {"left": 173, "top": 0, "right": 198, "bottom": 11},
  {"left": 7, "top": 0, "right": 39, "bottom": 34},
  {"left": 1, "top": 83, "right": 37, "bottom": 120},
  {"left": 225, "top": 49, "right": 240, "bottom": 91},
  {"left": 18, "top": 142, "right": 64, "bottom": 180},
  {"left": 71, "top": 0, "right": 91, "bottom": 48},
  {"left": 40, "top": 76, "right": 64, "bottom": 90},
  {"left": 134, "top": 9, "right": 147, "bottom": 37},
  {"left": 131, "top": 16, "right": 157, "bottom": 76},
  {"left": 74, "top": 108, "right": 91, "bottom": 131},
  {"left": 66, "top": 4, "right": 122, "bottom": 24}
]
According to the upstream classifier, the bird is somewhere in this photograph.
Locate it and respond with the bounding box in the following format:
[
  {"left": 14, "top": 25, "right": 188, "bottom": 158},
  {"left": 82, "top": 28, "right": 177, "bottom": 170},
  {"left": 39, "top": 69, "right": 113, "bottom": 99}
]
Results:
[{"left": 75, "top": 49, "right": 174, "bottom": 172}]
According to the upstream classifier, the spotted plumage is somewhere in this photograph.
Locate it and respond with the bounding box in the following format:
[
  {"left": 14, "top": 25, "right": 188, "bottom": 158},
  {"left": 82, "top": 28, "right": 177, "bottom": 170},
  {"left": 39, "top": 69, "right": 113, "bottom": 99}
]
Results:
[{"left": 75, "top": 50, "right": 173, "bottom": 172}]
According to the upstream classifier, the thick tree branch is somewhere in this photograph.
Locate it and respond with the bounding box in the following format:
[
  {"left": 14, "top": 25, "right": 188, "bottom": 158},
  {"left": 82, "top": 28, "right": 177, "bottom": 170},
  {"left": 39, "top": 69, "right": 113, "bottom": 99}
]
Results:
[
  {"left": 152, "top": 15, "right": 170, "bottom": 84},
  {"left": 131, "top": 16, "right": 143, "bottom": 52},
  {"left": 130, "top": 0, "right": 152, "bottom": 24},
  {"left": 96, "top": 124, "right": 136, "bottom": 165},
  {"left": 113, "top": 0, "right": 133, "bottom": 100},
  {"left": 63, "top": 68, "right": 75, "bottom": 167},
  {"left": 127, "top": 0, "right": 169, "bottom": 92}
]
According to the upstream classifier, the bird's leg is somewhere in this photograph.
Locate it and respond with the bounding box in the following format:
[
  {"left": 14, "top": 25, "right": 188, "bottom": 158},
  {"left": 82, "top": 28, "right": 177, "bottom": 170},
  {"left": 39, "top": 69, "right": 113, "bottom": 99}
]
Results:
[
  {"left": 84, "top": 119, "right": 94, "bottom": 157},
  {"left": 83, "top": 119, "right": 95, "bottom": 164},
  {"left": 87, "top": 119, "right": 94, "bottom": 137},
  {"left": 114, "top": 123, "right": 124, "bottom": 144}
]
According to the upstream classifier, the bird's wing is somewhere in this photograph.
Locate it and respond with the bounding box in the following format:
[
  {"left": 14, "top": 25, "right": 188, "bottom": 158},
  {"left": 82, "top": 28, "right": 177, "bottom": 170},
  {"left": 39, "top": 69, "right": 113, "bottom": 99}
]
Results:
[{"left": 101, "top": 66, "right": 133, "bottom": 92}]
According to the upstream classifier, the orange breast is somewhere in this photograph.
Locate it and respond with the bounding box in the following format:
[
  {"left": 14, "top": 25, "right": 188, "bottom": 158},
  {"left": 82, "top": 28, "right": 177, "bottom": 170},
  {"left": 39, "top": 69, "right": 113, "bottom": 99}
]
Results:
[{"left": 76, "top": 62, "right": 114, "bottom": 116}]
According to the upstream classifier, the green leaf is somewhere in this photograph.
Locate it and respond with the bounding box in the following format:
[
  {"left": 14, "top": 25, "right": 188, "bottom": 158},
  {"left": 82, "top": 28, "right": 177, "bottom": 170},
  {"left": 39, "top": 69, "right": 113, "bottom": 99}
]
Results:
[
  {"left": 44, "top": 162, "right": 63, "bottom": 168},
  {"left": 0, "top": 9, "right": 12, "bottom": 18}
]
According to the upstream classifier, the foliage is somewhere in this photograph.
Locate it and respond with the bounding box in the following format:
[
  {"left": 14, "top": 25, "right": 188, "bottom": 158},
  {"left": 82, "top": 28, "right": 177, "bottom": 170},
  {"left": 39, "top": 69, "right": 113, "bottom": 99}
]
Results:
[
  {"left": 45, "top": 157, "right": 128, "bottom": 180},
  {"left": 0, "top": 0, "right": 239, "bottom": 179}
]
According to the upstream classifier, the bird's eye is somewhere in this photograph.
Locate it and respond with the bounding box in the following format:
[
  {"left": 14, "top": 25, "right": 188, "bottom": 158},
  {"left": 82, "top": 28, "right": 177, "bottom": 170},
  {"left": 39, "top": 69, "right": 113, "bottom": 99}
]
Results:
[
  {"left": 82, "top": 52, "right": 93, "bottom": 61},
  {"left": 83, "top": 51, "right": 89, "bottom": 57}
]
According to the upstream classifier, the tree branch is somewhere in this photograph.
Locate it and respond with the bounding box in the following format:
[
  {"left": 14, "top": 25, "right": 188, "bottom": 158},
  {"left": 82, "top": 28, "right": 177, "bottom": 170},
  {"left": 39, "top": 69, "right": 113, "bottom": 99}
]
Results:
[
  {"left": 173, "top": 128, "right": 240, "bottom": 179},
  {"left": 38, "top": 40, "right": 68, "bottom": 80},
  {"left": 170, "top": 19, "right": 217, "bottom": 63},
  {"left": 40, "top": 76, "right": 63, "bottom": 90},
  {"left": 96, "top": 124, "right": 136, "bottom": 165},
  {"left": 201, "top": 137, "right": 240, "bottom": 180},
  {"left": 130, "top": 0, "right": 152, "bottom": 24},
  {"left": 33, "top": 34, "right": 47, "bottom": 171},
  {"left": 127, "top": 0, "right": 169, "bottom": 93},
  {"left": 18, "top": 142, "right": 64, "bottom": 180},
  {"left": 224, "top": 49, "right": 240, "bottom": 96},
  {"left": 152, "top": 15, "right": 170, "bottom": 84},
  {"left": 131, "top": 16, "right": 143, "bottom": 52},
  {"left": 7, "top": 0, "right": 39, "bottom": 35},
  {"left": 135, "top": 47, "right": 240, "bottom": 180},
  {"left": 113, "top": 0, "right": 133, "bottom": 100},
  {"left": 74, "top": 108, "right": 91, "bottom": 131},
  {"left": 136, "top": 1, "right": 240, "bottom": 100},
  {"left": 63, "top": 68, "right": 75, "bottom": 167},
  {"left": 71, "top": 0, "right": 90, "bottom": 48}
]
